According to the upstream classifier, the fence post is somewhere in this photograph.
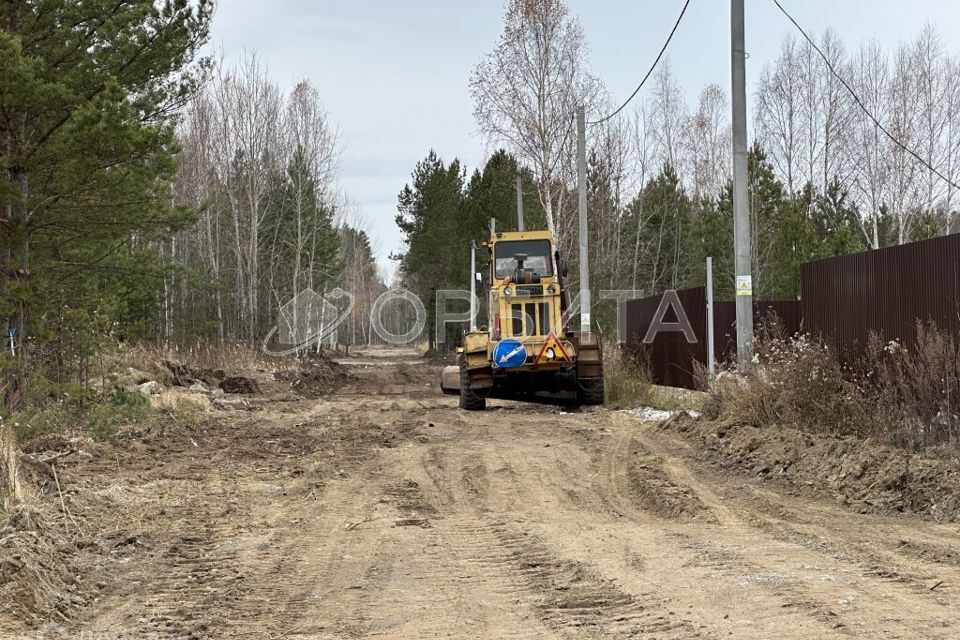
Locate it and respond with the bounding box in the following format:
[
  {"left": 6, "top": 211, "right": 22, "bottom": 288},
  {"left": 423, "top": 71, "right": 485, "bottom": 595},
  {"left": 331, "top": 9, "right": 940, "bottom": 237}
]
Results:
[{"left": 706, "top": 257, "right": 715, "bottom": 380}]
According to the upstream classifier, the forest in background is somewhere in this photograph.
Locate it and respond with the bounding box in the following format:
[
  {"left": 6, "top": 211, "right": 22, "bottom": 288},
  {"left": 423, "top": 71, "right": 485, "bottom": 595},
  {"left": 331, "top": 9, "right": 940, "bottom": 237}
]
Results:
[
  {"left": 395, "top": 1, "right": 960, "bottom": 340},
  {"left": 5, "top": 0, "right": 960, "bottom": 414}
]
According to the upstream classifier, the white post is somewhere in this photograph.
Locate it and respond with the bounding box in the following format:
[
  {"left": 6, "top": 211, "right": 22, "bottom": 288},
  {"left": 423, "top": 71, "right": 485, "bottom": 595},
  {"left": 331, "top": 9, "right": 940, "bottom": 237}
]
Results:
[
  {"left": 516, "top": 175, "right": 524, "bottom": 231},
  {"left": 577, "top": 106, "right": 590, "bottom": 335},
  {"left": 470, "top": 242, "right": 477, "bottom": 332},
  {"left": 706, "top": 257, "right": 715, "bottom": 379},
  {"left": 731, "top": 0, "right": 753, "bottom": 371}
]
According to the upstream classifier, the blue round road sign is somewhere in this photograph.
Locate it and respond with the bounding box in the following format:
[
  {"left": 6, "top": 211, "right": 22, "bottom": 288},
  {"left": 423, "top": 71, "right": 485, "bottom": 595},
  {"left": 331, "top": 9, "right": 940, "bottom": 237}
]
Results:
[{"left": 492, "top": 339, "right": 527, "bottom": 368}]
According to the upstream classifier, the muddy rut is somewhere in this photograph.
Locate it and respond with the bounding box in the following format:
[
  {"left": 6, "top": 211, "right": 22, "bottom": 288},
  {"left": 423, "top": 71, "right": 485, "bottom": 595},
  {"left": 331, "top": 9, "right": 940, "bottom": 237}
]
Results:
[{"left": 19, "top": 349, "right": 960, "bottom": 639}]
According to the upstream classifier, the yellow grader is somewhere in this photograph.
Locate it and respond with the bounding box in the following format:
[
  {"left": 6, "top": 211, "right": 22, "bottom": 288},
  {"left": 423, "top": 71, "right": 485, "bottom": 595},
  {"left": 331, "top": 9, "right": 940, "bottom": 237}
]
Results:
[{"left": 440, "top": 228, "right": 604, "bottom": 410}]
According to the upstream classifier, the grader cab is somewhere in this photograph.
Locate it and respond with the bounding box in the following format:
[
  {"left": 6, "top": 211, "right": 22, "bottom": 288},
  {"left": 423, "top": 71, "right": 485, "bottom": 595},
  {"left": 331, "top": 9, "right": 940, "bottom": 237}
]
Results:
[{"left": 440, "top": 229, "right": 604, "bottom": 410}]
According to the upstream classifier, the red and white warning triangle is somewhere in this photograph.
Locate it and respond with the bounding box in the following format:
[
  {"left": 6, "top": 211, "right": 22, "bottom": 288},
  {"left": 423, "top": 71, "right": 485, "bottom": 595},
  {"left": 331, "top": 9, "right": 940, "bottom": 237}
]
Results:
[{"left": 535, "top": 332, "right": 572, "bottom": 364}]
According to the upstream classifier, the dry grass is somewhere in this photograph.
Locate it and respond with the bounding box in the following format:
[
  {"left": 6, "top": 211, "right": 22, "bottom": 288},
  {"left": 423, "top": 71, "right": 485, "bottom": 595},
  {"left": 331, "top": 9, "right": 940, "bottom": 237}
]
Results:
[
  {"left": 603, "top": 345, "right": 654, "bottom": 409},
  {"left": 857, "top": 325, "right": 960, "bottom": 451},
  {"left": 121, "top": 341, "right": 298, "bottom": 375},
  {"left": 150, "top": 389, "right": 212, "bottom": 416},
  {"left": 706, "top": 322, "right": 960, "bottom": 454},
  {"left": 1, "top": 421, "right": 24, "bottom": 511}
]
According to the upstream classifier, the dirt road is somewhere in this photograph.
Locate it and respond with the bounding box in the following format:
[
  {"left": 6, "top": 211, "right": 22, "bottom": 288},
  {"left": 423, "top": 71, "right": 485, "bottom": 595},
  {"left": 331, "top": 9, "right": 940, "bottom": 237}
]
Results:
[{"left": 27, "top": 349, "right": 960, "bottom": 639}]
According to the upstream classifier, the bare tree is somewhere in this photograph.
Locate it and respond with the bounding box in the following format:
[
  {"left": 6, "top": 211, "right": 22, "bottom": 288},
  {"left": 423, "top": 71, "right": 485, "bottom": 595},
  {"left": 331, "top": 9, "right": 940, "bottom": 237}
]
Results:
[
  {"left": 627, "top": 104, "right": 656, "bottom": 291},
  {"left": 168, "top": 55, "right": 356, "bottom": 348},
  {"left": 206, "top": 55, "right": 285, "bottom": 342},
  {"left": 755, "top": 36, "right": 803, "bottom": 193},
  {"left": 798, "top": 38, "right": 824, "bottom": 194},
  {"left": 279, "top": 81, "right": 339, "bottom": 348},
  {"left": 888, "top": 41, "right": 921, "bottom": 243},
  {"left": 818, "top": 30, "right": 853, "bottom": 191},
  {"left": 944, "top": 56, "right": 960, "bottom": 224},
  {"left": 849, "top": 39, "right": 890, "bottom": 248},
  {"left": 913, "top": 26, "right": 951, "bottom": 222},
  {"left": 649, "top": 61, "right": 686, "bottom": 173},
  {"left": 588, "top": 112, "right": 634, "bottom": 289},
  {"left": 682, "top": 83, "right": 731, "bottom": 201},
  {"left": 470, "top": 0, "right": 600, "bottom": 243}
]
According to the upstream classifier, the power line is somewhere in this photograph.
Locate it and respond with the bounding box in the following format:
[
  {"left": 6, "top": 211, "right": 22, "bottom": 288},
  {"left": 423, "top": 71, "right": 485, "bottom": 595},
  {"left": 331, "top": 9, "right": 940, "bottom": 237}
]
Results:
[
  {"left": 590, "top": 0, "right": 692, "bottom": 126},
  {"left": 772, "top": 0, "right": 960, "bottom": 192}
]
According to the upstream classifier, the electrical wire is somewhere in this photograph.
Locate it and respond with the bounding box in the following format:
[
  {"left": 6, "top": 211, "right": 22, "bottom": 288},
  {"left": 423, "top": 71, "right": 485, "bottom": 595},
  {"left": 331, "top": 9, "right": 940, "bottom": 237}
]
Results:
[
  {"left": 590, "top": 0, "right": 692, "bottom": 126},
  {"left": 772, "top": 0, "right": 960, "bottom": 192}
]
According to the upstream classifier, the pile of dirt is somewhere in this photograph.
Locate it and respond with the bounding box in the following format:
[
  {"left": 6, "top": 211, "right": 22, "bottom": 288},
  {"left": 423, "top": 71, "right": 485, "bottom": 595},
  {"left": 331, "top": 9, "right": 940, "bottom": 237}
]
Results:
[
  {"left": 624, "top": 438, "right": 713, "bottom": 521},
  {"left": 276, "top": 352, "right": 350, "bottom": 398},
  {"left": 219, "top": 376, "right": 260, "bottom": 394},
  {"left": 161, "top": 360, "right": 225, "bottom": 387},
  {"left": 662, "top": 414, "right": 960, "bottom": 522}
]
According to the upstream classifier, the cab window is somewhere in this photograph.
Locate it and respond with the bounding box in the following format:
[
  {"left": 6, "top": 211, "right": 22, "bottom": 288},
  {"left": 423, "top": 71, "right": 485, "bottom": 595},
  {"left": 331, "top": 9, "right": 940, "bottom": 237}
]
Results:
[{"left": 494, "top": 239, "right": 553, "bottom": 279}]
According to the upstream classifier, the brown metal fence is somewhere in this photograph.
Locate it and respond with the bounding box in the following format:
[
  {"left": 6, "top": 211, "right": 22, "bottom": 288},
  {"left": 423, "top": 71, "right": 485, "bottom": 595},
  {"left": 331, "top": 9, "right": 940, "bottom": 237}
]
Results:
[
  {"left": 624, "top": 287, "right": 801, "bottom": 390},
  {"left": 801, "top": 233, "right": 960, "bottom": 357},
  {"left": 626, "top": 233, "right": 960, "bottom": 389},
  {"left": 624, "top": 287, "right": 706, "bottom": 389}
]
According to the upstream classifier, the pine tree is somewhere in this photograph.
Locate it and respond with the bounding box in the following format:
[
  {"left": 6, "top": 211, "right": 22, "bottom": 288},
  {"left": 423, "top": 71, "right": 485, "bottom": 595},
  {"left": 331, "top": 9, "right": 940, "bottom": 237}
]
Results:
[
  {"left": 395, "top": 151, "right": 468, "bottom": 351},
  {"left": 684, "top": 197, "right": 734, "bottom": 299},
  {"left": 810, "top": 180, "right": 866, "bottom": 256},
  {"left": 622, "top": 164, "right": 691, "bottom": 294},
  {"left": 0, "top": 0, "right": 213, "bottom": 408},
  {"left": 462, "top": 149, "right": 544, "bottom": 235}
]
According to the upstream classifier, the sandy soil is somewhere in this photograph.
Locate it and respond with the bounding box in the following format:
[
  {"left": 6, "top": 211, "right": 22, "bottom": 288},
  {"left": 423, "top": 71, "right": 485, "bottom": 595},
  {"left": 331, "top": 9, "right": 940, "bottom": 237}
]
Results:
[{"left": 8, "top": 348, "right": 960, "bottom": 639}]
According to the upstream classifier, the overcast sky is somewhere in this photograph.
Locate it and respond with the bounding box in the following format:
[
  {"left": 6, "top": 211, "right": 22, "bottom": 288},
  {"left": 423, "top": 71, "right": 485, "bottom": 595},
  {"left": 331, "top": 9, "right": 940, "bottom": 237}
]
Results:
[{"left": 211, "top": 0, "right": 960, "bottom": 276}]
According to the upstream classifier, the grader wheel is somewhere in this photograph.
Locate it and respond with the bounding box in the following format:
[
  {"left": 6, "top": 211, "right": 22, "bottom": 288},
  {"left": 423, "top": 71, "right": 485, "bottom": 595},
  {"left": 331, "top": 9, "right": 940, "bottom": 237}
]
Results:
[
  {"left": 458, "top": 355, "right": 487, "bottom": 411},
  {"left": 576, "top": 376, "right": 605, "bottom": 405}
]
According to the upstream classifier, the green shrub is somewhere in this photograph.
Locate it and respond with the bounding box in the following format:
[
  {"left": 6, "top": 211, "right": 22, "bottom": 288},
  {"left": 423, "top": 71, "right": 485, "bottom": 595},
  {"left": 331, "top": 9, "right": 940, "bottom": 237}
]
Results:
[{"left": 11, "top": 385, "right": 155, "bottom": 444}]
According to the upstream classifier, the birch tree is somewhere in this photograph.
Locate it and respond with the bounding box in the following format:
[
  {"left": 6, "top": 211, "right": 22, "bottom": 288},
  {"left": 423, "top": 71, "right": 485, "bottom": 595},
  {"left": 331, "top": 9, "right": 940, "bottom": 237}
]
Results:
[
  {"left": 756, "top": 36, "right": 803, "bottom": 193},
  {"left": 649, "top": 62, "right": 686, "bottom": 174},
  {"left": 849, "top": 40, "right": 890, "bottom": 248},
  {"left": 888, "top": 42, "right": 921, "bottom": 243},
  {"left": 470, "top": 0, "right": 600, "bottom": 245},
  {"left": 683, "top": 84, "right": 731, "bottom": 202}
]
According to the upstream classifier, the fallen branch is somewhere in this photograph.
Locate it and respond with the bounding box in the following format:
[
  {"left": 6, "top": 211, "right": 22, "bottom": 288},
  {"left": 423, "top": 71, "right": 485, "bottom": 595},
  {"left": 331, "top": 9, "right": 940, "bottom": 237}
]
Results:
[{"left": 345, "top": 515, "right": 381, "bottom": 531}]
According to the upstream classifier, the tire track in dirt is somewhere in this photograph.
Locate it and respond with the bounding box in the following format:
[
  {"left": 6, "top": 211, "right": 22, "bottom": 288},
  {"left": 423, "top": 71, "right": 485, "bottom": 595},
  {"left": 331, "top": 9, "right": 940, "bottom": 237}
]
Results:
[
  {"left": 30, "top": 349, "right": 960, "bottom": 639},
  {"left": 459, "top": 519, "right": 710, "bottom": 638},
  {"left": 412, "top": 452, "right": 706, "bottom": 637},
  {"left": 386, "top": 429, "right": 716, "bottom": 639},
  {"left": 642, "top": 415, "right": 960, "bottom": 607},
  {"left": 427, "top": 411, "right": 848, "bottom": 639},
  {"left": 620, "top": 413, "right": 960, "bottom": 639},
  {"left": 307, "top": 451, "right": 558, "bottom": 639}
]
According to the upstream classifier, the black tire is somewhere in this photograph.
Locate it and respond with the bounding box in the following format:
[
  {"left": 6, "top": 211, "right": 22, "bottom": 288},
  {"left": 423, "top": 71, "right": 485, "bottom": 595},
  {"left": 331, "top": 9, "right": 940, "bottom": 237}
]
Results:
[
  {"left": 459, "top": 356, "right": 486, "bottom": 411},
  {"left": 576, "top": 376, "right": 605, "bottom": 406}
]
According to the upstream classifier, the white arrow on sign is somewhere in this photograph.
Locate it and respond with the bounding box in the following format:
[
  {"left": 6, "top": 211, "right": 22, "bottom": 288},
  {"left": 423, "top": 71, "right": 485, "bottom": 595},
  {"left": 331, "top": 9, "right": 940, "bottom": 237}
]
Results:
[{"left": 499, "top": 345, "right": 524, "bottom": 363}]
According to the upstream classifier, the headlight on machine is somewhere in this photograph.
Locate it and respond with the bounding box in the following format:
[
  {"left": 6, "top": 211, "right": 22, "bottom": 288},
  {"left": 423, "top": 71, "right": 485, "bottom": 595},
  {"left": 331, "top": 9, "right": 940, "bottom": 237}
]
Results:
[
  {"left": 546, "top": 284, "right": 557, "bottom": 294},
  {"left": 546, "top": 347, "right": 556, "bottom": 360},
  {"left": 503, "top": 286, "right": 513, "bottom": 296}
]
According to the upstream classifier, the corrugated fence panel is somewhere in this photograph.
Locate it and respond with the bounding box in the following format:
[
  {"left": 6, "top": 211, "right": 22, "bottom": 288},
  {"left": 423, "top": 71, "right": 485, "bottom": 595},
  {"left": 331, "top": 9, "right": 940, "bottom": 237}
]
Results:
[
  {"left": 801, "top": 233, "right": 960, "bottom": 359},
  {"left": 624, "top": 287, "right": 707, "bottom": 390},
  {"left": 625, "top": 287, "right": 801, "bottom": 390},
  {"left": 627, "top": 233, "right": 960, "bottom": 390}
]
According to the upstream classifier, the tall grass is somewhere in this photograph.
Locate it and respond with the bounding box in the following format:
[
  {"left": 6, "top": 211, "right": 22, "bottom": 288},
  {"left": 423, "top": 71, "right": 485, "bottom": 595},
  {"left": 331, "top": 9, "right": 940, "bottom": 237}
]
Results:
[
  {"left": 1, "top": 420, "right": 24, "bottom": 510},
  {"left": 603, "top": 345, "right": 654, "bottom": 408}
]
